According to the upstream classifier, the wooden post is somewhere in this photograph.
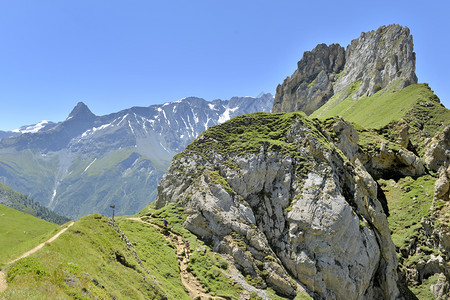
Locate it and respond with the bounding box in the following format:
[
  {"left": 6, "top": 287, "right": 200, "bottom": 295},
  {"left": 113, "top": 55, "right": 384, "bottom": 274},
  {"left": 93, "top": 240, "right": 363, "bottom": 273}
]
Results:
[{"left": 110, "top": 205, "right": 115, "bottom": 224}]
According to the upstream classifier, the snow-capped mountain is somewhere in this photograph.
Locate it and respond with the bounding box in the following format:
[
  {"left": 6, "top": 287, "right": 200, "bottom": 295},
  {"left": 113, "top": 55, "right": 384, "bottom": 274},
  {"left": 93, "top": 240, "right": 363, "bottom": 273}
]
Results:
[
  {"left": 12, "top": 120, "right": 55, "bottom": 134},
  {"left": 0, "top": 94, "right": 273, "bottom": 219},
  {"left": 0, "top": 121, "right": 55, "bottom": 141}
]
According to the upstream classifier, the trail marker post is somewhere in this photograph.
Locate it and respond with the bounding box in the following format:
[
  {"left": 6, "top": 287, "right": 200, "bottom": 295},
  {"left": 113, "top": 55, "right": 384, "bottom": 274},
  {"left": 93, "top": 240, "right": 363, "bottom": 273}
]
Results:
[{"left": 110, "top": 205, "right": 115, "bottom": 224}]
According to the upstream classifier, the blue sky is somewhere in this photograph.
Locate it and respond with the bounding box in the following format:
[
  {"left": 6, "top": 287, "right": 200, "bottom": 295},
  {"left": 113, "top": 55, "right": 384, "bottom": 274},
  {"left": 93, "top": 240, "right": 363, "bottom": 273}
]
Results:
[{"left": 0, "top": 0, "right": 448, "bottom": 130}]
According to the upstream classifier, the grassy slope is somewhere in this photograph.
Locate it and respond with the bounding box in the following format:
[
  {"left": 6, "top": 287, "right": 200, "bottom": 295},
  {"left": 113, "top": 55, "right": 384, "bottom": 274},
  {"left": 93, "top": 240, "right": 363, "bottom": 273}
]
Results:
[
  {"left": 310, "top": 82, "right": 450, "bottom": 298},
  {"left": 0, "top": 204, "right": 59, "bottom": 266},
  {"left": 136, "top": 203, "right": 244, "bottom": 299},
  {"left": 379, "top": 176, "right": 442, "bottom": 299},
  {"left": 311, "top": 83, "right": 448, "bottom": 129},
  {"left": 310, "top": 82, "right": 449, "bottom": 298},
  {"left": 2, "top": 205, "right": 248, "bottom": 300},
  {"left": 2, "top": 214, "right": 168, "bottom": 299}
]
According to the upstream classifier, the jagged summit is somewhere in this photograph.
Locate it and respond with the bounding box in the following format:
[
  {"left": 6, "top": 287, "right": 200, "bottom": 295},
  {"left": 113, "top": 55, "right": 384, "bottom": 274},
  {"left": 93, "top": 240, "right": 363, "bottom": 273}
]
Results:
[
  {"left": 67, "top": 102, "right": 96, "bottom": 120},
  {"left": 273, "top": 24, "right": 417, "bottom": 114}
]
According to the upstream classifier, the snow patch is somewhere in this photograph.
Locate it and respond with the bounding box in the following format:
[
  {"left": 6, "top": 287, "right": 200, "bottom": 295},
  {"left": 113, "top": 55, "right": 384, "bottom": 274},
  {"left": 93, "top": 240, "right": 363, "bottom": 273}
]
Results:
[
  {"left": 128, "top": 120, "right": 135, "bottom": 135},
  {"left": 81, "top": 123, "right": 112, "bottom": 137},
  {"left": 84, "top": 158, "right": 97, "bottom": 172},
  {"left": 50, "top": 188, "right": 57, "bottom": 203},
  {"left": 117, "top": 114, "right": 129, "bottom": 126},
  {"left": 13, "top": 120, "right": 51, "bottom": 134},
  {"left": 192, "top": 108, "right": 199, "bottom": 123},
  {"left": 218, "top": 107, "right": 231, "bottom": 123},
  {"left": 159, "top": 142, "right": 170, "bottom": 153}
]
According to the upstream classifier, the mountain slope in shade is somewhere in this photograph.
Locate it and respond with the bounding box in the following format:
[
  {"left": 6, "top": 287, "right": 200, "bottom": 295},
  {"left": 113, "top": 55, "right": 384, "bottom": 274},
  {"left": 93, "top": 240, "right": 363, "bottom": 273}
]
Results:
[
  {"left": 0, "top": 182, "right": 70, "bottom": 225},
  {"left": 0, "top": 94, "right": 274, "bottom": 219}
]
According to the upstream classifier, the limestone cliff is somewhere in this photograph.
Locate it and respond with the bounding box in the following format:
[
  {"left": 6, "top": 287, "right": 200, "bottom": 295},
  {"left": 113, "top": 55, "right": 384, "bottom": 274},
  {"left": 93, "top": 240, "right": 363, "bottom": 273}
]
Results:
[
  {"left": 273, "top": 24, "right": 417, "bottom": 114},
  {"left": 155, "top": 113, "right": 403, "bottom": 299}
]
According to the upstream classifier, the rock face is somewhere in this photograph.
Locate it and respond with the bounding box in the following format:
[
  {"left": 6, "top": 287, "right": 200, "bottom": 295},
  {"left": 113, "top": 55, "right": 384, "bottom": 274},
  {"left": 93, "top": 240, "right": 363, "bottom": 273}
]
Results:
[
  {"left": 273, "top": 44, "right": 345, "bottom": 114},
  {"left": 156, "top": 113, "right": 400, "bottom": 299},
  {"left": 273, "top": 24, "right": 418, "bottom": 114},
  {"left": 425, "top": 125, "right": 450, "bottom": 173}
]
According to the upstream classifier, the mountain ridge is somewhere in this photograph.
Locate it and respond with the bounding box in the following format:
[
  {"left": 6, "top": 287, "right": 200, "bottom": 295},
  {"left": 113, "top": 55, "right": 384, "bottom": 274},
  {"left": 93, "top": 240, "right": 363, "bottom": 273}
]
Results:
[
  {"left": 0, "top": 93, "right": 274, "bottom": 219},
  {"left": 273, "top": 24, "right": 418, "bottom": 115}
]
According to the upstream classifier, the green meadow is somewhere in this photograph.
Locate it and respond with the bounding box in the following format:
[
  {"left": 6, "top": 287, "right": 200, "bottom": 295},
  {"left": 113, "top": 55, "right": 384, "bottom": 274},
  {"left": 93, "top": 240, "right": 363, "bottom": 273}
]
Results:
[{"left": 0, "top": 204, "right": 60, "bottom": 267}]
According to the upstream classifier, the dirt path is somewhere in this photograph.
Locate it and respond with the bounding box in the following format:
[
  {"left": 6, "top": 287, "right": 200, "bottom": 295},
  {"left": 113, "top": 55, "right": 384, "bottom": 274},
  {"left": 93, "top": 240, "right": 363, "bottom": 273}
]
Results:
[
  {"left": 127, "top": 217, "right": 221, "bottom": 300},
  {"left": 0, "top": 271, "right": 6, "bottom": 293},
  {"left": 0, "top": 221, "right": 75, "bottom": 293}
]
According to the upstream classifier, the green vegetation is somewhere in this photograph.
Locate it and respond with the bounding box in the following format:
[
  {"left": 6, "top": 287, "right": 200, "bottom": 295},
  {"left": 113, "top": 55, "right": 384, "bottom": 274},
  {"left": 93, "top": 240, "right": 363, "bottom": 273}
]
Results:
[
  {"left": 0, "top": 204, "right": 60, "bottom": 266},
  {"left": 380, "top": 176, "right": 434, "bottom": 250},
  {"left": 312, "top": 83, "right": 448, "bottom": 130},
  {"left": 205, "top": 170, "right": 237, "bottom": 196},
  {"left": 186, "top": 248, "right": 241, "bottom": 298},
  {"left": 311, "top": 80, "right": 361, "bottom": 119},
  {"left": 136, "top": 203, "right": 243, "bottom": 299},
  {"left": 180, "top": 112, "right": 315, "bottom": 158},
  {"left": 380, "top": 176, "right": 446, "bottom": 298},
  {"left": 0, "top": 182, "right": 70, "bottom": 225},
  {"left": 409, "top": 274, "right": 439, "bottom": 299},
  {"left": 2, "top": 214, "right": 167, "bottom": 299},
  {"left": 0, "top": 150, "right": 59, "bottom": 210},
  {"left": 117, "top": 219, "right": 190, "bottom": 300}
]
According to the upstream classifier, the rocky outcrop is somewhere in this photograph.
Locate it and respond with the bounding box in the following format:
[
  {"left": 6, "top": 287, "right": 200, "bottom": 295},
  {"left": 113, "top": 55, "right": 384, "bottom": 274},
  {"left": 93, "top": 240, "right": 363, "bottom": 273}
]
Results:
[
  {"left": 361, "top": 140, "right": 425, "bottom": 180},
  {"left": 156, "top": 113, "right": 401, "bottom": 299},
  {"left": 273, "top": 44, "right": 345, "bottom": 114},
  {"left": 425, "top": 125, "right": 450, "bottom": 173},
  {"left": 334, "top": 25, "right": 417, "bottom": 99},
  {"left": 435, "top": 165, "right": 450, "bottom": 202},
  {"left": 273, "top": 24, "right": 418, "bottom": 114}
]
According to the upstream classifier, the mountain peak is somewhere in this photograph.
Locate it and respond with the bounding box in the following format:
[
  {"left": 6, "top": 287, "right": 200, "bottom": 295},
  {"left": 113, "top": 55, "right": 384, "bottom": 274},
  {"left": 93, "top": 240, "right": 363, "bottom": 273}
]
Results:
[
  {"left": 67, "top": 102, "right": 96, "bottom": 121},
  {"left": 273, "top": 24, "right": 417, "bottom": 114}
]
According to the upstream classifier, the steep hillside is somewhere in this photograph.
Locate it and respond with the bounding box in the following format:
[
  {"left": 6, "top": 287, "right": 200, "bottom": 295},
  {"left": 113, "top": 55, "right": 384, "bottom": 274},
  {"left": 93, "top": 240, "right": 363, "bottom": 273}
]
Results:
[
  {"left": 270, "top": 23, "right": 450, "bottom": 299},
  {"left": 154, "top": 105, "right": 449, "bottom": 298},
  {"left": 156, "top": 112, "right": 403, "bottom": 299},
  {"left": 0, "top": 182, "right": 70, "bottom": 225},
  {"left": 0, "top": 94, "right": 273, "bottom": 219},
  {"left": 1, "top": 209, "right": 276, "bottom": 299},
  {"left": 0, "top": 204, "right": 59, "bottom": 265}
]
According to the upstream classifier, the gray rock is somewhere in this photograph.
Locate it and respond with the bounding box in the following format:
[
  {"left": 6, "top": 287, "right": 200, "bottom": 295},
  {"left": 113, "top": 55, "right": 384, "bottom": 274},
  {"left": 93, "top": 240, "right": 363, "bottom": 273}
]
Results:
[
  {"left": 425, "top": 125, "right": 450, "bottom": 172},
  {"left": 155, "top": 114, "right": 400, "bottom": 299},
  {"left": 335, "top": 25, "right": 417, "bottom": 100},
  {"left": 273, "top": 24, "right": 417, "bottom": 114},
  {"left": 273, "top": 43, "right": 345, "bottom": 114},
  {"left": 434, "top": 165, "right": 450, "bottom": 201},
  {"left": 431, "top": 273, "right": 449, "bottom": 300}
]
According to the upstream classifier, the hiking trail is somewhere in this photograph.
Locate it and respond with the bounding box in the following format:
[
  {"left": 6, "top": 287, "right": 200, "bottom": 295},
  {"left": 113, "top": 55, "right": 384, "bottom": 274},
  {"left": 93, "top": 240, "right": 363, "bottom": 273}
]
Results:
[
  {"left": 0, "top": 221, "right": 75, "bottom": 293},
  {"left": 127, "top": 217, "right": 224, "bottom": 300}
]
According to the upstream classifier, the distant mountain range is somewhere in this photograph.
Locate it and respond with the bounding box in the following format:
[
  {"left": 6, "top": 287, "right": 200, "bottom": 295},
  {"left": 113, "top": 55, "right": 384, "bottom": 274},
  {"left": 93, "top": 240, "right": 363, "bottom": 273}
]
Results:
[{"left": 0, "top": 94, "right": 274, "bottom": 219}]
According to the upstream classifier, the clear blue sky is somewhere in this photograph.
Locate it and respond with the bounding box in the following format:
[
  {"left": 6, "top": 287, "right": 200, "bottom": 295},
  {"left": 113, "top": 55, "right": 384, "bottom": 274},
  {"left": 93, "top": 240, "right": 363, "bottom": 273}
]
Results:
[{"left": 0, "top": 0, "right": 448, "bottom": 130}]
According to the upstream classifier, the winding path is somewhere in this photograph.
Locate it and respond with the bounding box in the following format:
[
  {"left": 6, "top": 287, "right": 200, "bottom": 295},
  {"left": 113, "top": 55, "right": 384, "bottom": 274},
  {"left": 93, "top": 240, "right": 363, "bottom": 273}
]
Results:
[
  {"left": 127, "top": 217, "right": 223, "bottom": 300},
  {"left": 0, "top": 221, "right": 75, "bottom": 293}
]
